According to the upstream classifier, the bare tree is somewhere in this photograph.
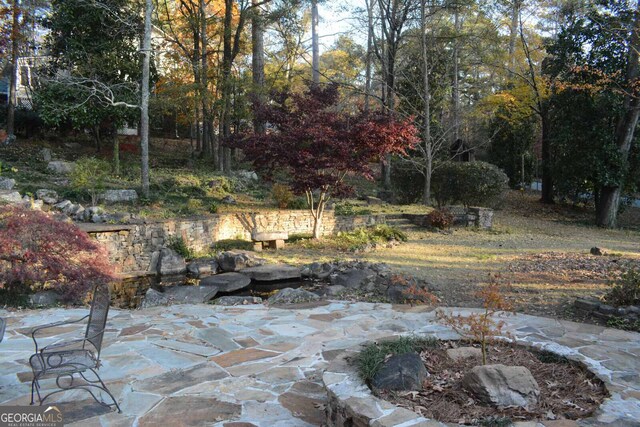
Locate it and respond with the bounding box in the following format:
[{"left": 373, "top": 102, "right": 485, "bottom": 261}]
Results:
[
  {"left": 311, "top": 0, "right": 319, "bottom": 83},
  {"left": 140, "top": 0, "right": 152, "bottom": 198},
  {"left": 6, "top": 0, "right": 20, "bottom": 142}
]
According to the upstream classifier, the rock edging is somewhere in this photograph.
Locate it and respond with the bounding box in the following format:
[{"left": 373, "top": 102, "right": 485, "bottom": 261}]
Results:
[{"left": 323, "top": 335, "right": 638, "bottom": 427}]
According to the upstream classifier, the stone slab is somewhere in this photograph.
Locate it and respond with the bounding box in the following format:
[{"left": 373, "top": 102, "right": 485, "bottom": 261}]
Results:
[{"left": 239, "top": 264, "right": 301, "bottom": 282}]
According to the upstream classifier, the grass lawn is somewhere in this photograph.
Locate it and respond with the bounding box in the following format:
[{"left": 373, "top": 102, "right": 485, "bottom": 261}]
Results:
[{"left": 261, "top": 191, "right": 640, "bottom": 322}]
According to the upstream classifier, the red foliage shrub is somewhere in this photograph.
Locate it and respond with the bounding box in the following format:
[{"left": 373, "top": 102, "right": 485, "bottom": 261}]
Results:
[
  {"left": 0, "top": 206, "right": 116, "bottom": 302},
  {"left": 425, "top": 209, "right": 454, "bottom": 230}
]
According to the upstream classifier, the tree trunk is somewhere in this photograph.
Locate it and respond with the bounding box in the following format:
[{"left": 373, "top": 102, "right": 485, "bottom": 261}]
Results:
[
  {"left": 311, "top": 0, "right": 320, "bottom": 84},
  {"left": 508, "top": 0, "right": 520, "bottom": 71},
  {"left": 540, "top": 108, "right": 554, "bottom": 204},
  {"left": 93, "top": 125, "right": 101, "bottom": 152},
  {"left": 452, "top": 5, "right": 461, "bottom": 143},
  {"left": 113, "top": 136, "right": 120, "bottom": 175},
  {"left": 364, "top": 0, "right": 373, "bottom": 112},
  {"left": 6, "top": 0, "right": 20, "bottom": 140},
  {"left": 421, "top": 0, "right": 432, "bottom": 205},
  {"left": 200, "top": 0, "right": 213, "bottom": 161},
  {"left": 252, "top": 0, "right": 266, "bottom": 134},
  {"left": 140, "top": 0, "right": 153, "bottom": 198},
  {"left": 596, "top": 0, "right": 640, "bottom": 227}
]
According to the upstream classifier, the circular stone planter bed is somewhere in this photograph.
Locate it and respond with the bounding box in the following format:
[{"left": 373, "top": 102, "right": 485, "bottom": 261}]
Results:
[{"left": 323, "top": 338, "right": 622, "bottom": 427}]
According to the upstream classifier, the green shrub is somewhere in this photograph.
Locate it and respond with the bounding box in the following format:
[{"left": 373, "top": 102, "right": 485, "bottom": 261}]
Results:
[
  {"left": 271, "top": 183, "right": 294, "bottom": 209},
  {"left": 332, "top": 225, "right": 407, "bottom": 251},
  {"left": 606, "top": 266, "right": 640, "bottom": 306},
  {"left": 171, "top": 174, "right": 207, "bottom": 197},
  {"left": 212, "top": 239, "right": 254, "bottom": 252},
  {"left": 425, "top": 209, "right": 454, "bottom": 230},
  {"left": 167, "top": 236, "right": 195, "bottom": 259},
  {"left": 287, "top": 197, "right": 308, "bottom": 210},
  {"left": 431, "top": 161, "right": 509, "bottom": 208},
  {"left": 209, "top": 202, "right": 219, "bottom": 214},
  {"left": 205, "top": 175, "right": 233, "bottom": 197},
  {"left": 69, "top": 157, "right": 111, "bottom": 206},
  {"left": 334, "top": 202, "right": 373, "bottom": 216},
  {"left": 390, "top": 160, "right": 425, "bottom": 204},
  {"left": 607, "top": 316, "right": 640, "bottom": 332},
  {"left": 356, "top": 336, "right": 437, "bottom": 383}
]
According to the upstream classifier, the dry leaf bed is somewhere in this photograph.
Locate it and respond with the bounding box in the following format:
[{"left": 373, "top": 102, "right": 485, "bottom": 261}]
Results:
[{"left": 376, "top": 341, "right": 608, "bottom": 425}]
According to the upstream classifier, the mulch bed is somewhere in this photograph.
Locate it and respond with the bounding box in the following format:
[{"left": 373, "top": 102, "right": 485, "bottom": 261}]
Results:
[{"left": 375, "top": 341, "right": 608, "bottom": 425}]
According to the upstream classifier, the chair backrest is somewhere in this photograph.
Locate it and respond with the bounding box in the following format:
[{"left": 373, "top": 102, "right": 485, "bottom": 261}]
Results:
[{"left": 84, "top": 284, "right": 110, "bottom": 357}]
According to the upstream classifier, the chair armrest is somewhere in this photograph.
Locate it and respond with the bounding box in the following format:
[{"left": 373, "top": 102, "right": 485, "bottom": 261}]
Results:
[
  {"left": 31, "top": 315, "right": 89, "bottom": 353},
  {"left": 40, "top": 327, "right": 106, "bottom": 354}
]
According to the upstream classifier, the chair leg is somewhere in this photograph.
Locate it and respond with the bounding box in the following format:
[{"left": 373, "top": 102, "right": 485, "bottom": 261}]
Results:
[
  {"left": 31, "top": 370, "right": 121, "bottom": 414},
  {"left": 30, "top": 375, "right": 42, "bottom": 406},
  {"left": 86, "top": 368, "right": 122, "bottom": 413}
]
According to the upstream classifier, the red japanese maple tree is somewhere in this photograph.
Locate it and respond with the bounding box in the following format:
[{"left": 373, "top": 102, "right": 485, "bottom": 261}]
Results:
[
  {"left": 0, "top": 206, "right": 116, "bottom": 302},
  {"left": 239, "top": 84, "right": 419, "bottom": 238}
]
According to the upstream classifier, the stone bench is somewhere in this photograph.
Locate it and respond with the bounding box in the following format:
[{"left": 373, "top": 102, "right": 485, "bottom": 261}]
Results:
[{"left": 251, "top": 231, "right": 288, "bottom": 251}]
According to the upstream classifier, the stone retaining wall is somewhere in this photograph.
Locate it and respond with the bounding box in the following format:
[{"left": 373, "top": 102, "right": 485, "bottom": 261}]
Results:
[
  {"left": 83, "top": 211, "right": 386, "bottom": 275},
  {"left": 402, "top": 206, "right": 494, "bottom": 229}
]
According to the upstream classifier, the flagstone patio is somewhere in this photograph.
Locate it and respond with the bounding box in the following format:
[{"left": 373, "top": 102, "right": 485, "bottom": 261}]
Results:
[{"left": 1, "top": 302, "right": 639, "bottom": 426}]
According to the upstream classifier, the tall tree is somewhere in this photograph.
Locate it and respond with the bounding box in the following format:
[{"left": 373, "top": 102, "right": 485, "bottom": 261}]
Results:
[
  {"left": 141, "top": 0, "right": 152, "bottom": 198},
  {"left": 598, "top": 0, "right": 640, "bottom": 227},
  {"left": 238, "top": 84, "right": 419, "bottom": 238},
  {"left": 374, "top": 0, "right": 415, "bottom": 188},
  {"left": 546, "top": 0, "right": 640, "bottom": 227},
  {"left": 37, "top": 0, "right": 143, "bottom": 163},
  {"left": 310, "top": 0, "right": 319, "bottom": 83},
  {"left": 251, "top": 0, "right": 266, "bottom": 133},
  {"left": 6, "top": 0, "right": 20, "bottom": 142}
]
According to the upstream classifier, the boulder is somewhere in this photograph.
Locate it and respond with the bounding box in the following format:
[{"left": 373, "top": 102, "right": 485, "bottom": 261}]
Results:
[
  {"left": 0, "top": 177, "right": 16, "bottom": 190},
  {"left": 366, "top": 196, "right": 384, "bottom": 205},
  {"left": 47, "top": 161, "right": 75, "bottom": 174},
  {"left": 371, "top": 352, "right": 427, "bottom": 391},
  {"left": 330, "top": 268, "right": 377, "bottom": 289},
  {"left": 163, "top": 285, "right": 219, "bottom": 304},
  {"left": 590, "top": 247, "right": 604, "bottom": 256},
  {"left": 83, "top": 206, "right": 104, "bottom": 221},
  {"left": 221, "top": 195, "right": 236, "bottom": 204},
  {"left": 267, "top": 288, "right": 320, "bottom": 305},
  {"left": 217, "top": 251, "right": 263, "bottom": 272},
  {"left": 307, "top": 262, "right": 334, "bottom": 280},
  {"left": 186, "top": 258, "right": 219, "bottom": 278},
  {"left": 325, "top": 285, "right": 346, "bottom": 296},
  {"left": 199, "top": 272, "right": 251, "bottom": 293},
  {"left": 446, "top": 347, "right": 482, "bottom": 362},
  {"left": 36, "top": 189, "right": 59, "bottom": 204},
  {"left": 0, "top": 190, "right": 22, "bottom": 203},
  {"left": 100, "top": 189, "right": 138, "bottom": 204},
  {"left": 141, "top": 289, "right": 169, "bottom": 308},
  {"left": 574, "top": 297, "right": 601, "bottom": 312},
  {"left": 40, "top": 148, "right": 52, "bottom": 162},
  {"left": 29, "top": 290, "right": 62, "bottom": 306},
  {"left": 54, "top": 200, "right": 72, "bottom": 211},
  {"left": 239, "top": 264, "right": 301, "bottom": 282},
  {"left": 29, "top": 199, "right": 44, "bottom": 211},
  {"left": 236, "top": 170, "right": 258, "bottom": 181},
  {"left": 158, "top": 248, "right": 187, "bottom": 276},
  {"left": 463, "top": 364, "right": 540, "bottom": 409},
  {"left": 215, "top": 296, "right": 263, "bottom": 306}
]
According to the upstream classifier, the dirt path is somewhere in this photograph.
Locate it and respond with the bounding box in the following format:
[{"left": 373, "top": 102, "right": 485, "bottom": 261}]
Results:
[{"left": 265, "top": 193, "right": 640, "bottom": 322}]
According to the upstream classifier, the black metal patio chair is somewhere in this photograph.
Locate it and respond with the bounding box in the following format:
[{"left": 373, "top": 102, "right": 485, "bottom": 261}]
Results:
[
  {"left": 0, "top": 317, "right": 5, "bottom": 343},
  {"left": 29, "top": 283, "right": 121, "bottom": 412}
]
